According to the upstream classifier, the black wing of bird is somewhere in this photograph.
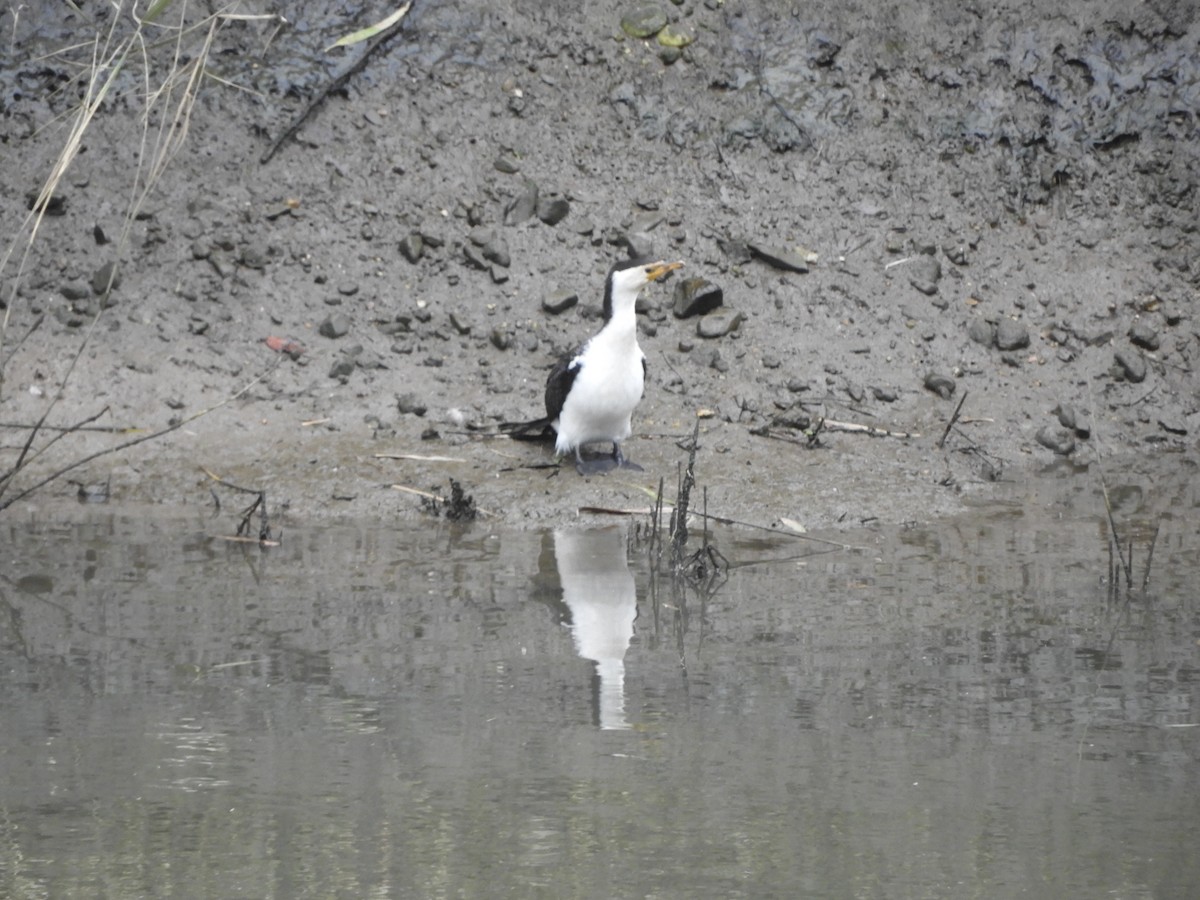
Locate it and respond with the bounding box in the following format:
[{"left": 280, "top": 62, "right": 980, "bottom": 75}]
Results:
[{"left": 497, "top": 350, "right": 582, "bottom": 443}]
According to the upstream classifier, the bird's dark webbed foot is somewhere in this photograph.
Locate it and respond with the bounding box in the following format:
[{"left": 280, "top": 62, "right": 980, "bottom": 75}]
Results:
[
  {"left": 612, "top": 442, "right": 643, "bottom": 472},
  {"left": 574, "top": 446, "right": 618, "bottom": 475}
]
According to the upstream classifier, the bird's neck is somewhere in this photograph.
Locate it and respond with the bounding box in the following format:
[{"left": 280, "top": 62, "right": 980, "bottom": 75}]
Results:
[{"left": 598, "top": 302, "right": 638, "bottom": 348}]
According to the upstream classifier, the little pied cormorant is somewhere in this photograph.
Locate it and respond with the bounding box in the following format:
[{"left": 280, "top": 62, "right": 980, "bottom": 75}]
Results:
[{"left": 504, "top": 257, "right": 683, "bottom": 475}]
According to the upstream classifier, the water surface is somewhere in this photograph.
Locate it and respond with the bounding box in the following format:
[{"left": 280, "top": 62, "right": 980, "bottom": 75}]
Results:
[{"left": 2, "top": 501, "right": 1197, "bottom": 898}]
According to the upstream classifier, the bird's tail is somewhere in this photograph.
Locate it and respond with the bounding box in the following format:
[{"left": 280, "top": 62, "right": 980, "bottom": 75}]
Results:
[{"left": 497, "top": 417, "right": 556, "bottom": 443}]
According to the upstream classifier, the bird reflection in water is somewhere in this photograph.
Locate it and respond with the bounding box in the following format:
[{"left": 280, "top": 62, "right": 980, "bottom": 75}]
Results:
[{"left": 553, "top": 528, "right": 638, "bottom": 730}]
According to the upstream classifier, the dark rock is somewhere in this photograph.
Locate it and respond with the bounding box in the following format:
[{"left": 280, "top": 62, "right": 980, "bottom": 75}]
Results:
[
  {"left": 995, "top": 319, "right": 1030, "bottom": 351},
  {"left": 93, "top": 223, "right": 109, "bottom": 245},
  {"left": 467, "top": 227, "right": 494, "bottom": 246},
  {"left": 717, "top": 237, "right": 752, "bottom": 264},
  {"left": 943, "top": 241, "right": 968, "bottom": 265},
  {"left": 397, "top": 393, "right": 428, "bottom": 416},
  {"left": 1036, "top": 426, "right": 1076, "bottom": 456},
  {"left": 622, "top": 232, "right": 655, "bottom": 259},
  {"left": 620, "top": 4, "right": 667, "bottom": 38},
  {"left": 536, "top": 197, "right": 570, "bottom": 226},
  {"left": 697, "top": 308, "right": 742, "bottom": 338},
  {"left": 1129, "top": 320, "right": 1160, "bottom": 350},
  {"left": 908, "top": 255, "right": 941, "bottom": 295},
  {"left": 328, "top": 357, "right": 356, "bottom": 380},
  {"left": 1114, "top": 347, "right": 1147, "bottom": 383},
  {"left": 748, "top": 241, "right": 810, "bottom": 273},
  {"left": 490, "top": 265, "right": 509, "bottom": 284},
  {"left": 91, "top": 261, "right": 120, "bottom": 295},
  {"left": 241, "top": 242, "right": 269, "bottom": 269},
  {"left": 463, "top": 244, "right": 489, "bottom": 270},
  {"left": 448, "top": 311, "right": 473, "bottom": 335},
  {"left": 1158, "top": 418, "right": 1187, "bottom": 436},
  {"left": 1053, "top": 403, "right": 1091, "bottom": 439},
  {"left": 672, "top": 277, "right": 724, "bottom": 318},
  {"left": 490, "top": 327, "right": 512, "bottom": 351},
  {"left": 658, "top": 45, "right": 682, "bottom": 65},
  {"left": 872, "top": 386, "right": 898, "bottom": 402},
  {"left": 923, "top": 372, "right": 956, "bottom": 400},
  {"left": 503, "top": 179, "right": 539, "bottom": 225},
  {"left": 967, "top": 318, "right": 995, "bottom": 346},
  {"left": 319, "top": 313, "right": 351, "bottom": 339},
  {"left": 482, "top": 237, "right": 510, "bottom": 268},
  {"left": 60, "top": 281, "right": 91, "bottom": 301},
  {"left": 26, "top": 190, "right": 66, "bottom": 215},
  {"left": 543, "top": 290, "right": 578, "bottom": 314}
]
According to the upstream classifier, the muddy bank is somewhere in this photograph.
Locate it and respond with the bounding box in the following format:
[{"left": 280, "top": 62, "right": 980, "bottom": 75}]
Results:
[{"left": 1, "top": 0, "right": 1197, "bottom": 529}]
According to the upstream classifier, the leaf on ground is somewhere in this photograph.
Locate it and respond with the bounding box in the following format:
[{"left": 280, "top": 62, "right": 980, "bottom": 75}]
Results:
[{"left": 325, "top": 2, "right": 412, "bottom": 51}]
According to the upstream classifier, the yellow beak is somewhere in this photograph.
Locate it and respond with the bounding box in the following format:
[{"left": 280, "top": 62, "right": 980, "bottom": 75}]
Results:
[{"left": 645, "top": 260, "right": 684, "bottom": 282}]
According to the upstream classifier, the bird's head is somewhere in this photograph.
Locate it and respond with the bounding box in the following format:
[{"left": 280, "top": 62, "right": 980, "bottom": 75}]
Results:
[{"left": 603, "top": 258, "right": 684, "bottom": 321}]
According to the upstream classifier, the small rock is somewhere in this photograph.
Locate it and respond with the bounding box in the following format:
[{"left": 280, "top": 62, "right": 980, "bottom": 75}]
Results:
[
  {"left": 93, "top": 223, "right": 109, "bottom": 245},
  {"left": 872, "top": 386, "right": 898, "bottom": 403},
  {"left": 1128, "top": 320, "right": 1160, "bottom": 351},
  {"left": 396, "top": 393, "right": 428, "bottom": 416},
  {"left": 908, "top": 255, "right": 941, "bottom": 295},
  {"left": 1114, "top": 347, "right": 1147, "bottom": 383},
  {"left": 672, "top": 277, "right": 724, "bottom": 318},
  {"left": 467, "top": 226, "right": 494, "bottom": 246},
  {"left": 967, "top": 318, "right": 995, "bottom": 346},
  {"left": 622, "top": 232, "right": 655, "bottom": 259},
  {"left": 319, "top": 313, "right": 351, "bottom": 339},
  {"left": 923, "top": 372, "right": 956, "bottom": 400},
  {"left": 943, "top": 241, "right": 968, "bottom": 265},
  {"left": 91, "top": 261, "right": 120, "bottom": 295},
  {"left": 748, "top": 241, "right": 810, "bottom": 273},
  {"left": 448, "top": 311, "right": 473, "bottom": 335},
  {"left": 398, "top": 233, "right": 423, "bottom": 263},
  {"left": 503, "top": 179, "right": 539, "bottom": 225},
  {"left": 1053, "top": 403, "right": 1091, "bottom": 439},
  {"left": 620, "top": 4, "right": 667, "bottom": 38},
  {"left": 1036, "top": 426, "right": 1075, "bottom": 456},
  {"left": 543, "top": 290, "right": 579, "bottom": 315},
  {"left": 717, "top": 237, "right": 752, "bottom": 264},
  {"left": 536, "top": 197, "right": 570, "bottom": 226},
  {"left": 241, "top": 242, "right": 269, "bottom": 269},
  {"left": 328, "top": 357, "right": 356, "bottom": 380},
  {"left": 490, "top": 265, "right": 509, "bottom": 284},
  {"left": 482, "top": 237, "right": 511, "bottom": 268},
  {"left": 60, "top": 281, "right": 91, "bottom": 301},
  {"left": 463, "top": 244, "right": 489, "bottom": 270},
  {"left": 494, "top": 156, "right": 520, "bottom": 174},
  {"left": 490, "top": 327, "right": 512, "bottom": 351},
  {"left": 1158, "top": 418, "right": 1187, "bottom": 436},
  {"left": 995, "top": 319, "right": 1030, "bottom": 351},
  {"left": 657, "top": 23, "right": 695, "bottom": 47},
  {"left": 696, "top": 308, "right": 743, "bottom": 338}
]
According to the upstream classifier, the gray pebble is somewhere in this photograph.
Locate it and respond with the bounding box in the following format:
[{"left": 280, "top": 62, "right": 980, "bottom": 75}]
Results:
[
  {"left": 1129, "top": 320, "right": 1160, "bottom": 351},
  {"left": 396, "top": 392, "right": 428, "bottom": 416},
  {"left": 872, "top": 386, "right": 898, "bottom": 402},
  {"left": 399, "top": 233, "right": 423, "bottom": 263},
  {"left": 748, "top": 241, "right": 809, "bottom": 273},
  {"left": 503, "top": 179, "right": 538, "bottom": 225},
  {"left": 92, "top": 261, "right": 120, "bottom": 295},
  {"left": 537, "top": 197, "right": 570, "bottom": 226},
  {"left": 1114, "top": 347, "right": 1147, "bottom": 383},
  {"left": 923, "top": 371, "right": 956, "bottom": 400},
  {"left": 995, "top": 319, "right": 1030, "bottom": 351},
  {"left": 543, "top": 290, "right": 579, "bottom": 314},
  {"left": 967, "top": 318, "right": 995, "bottom": 346},
  {"left": 673, "top": 277, "right": 724, "bottom": 318},
  {"left": 319, "top": 313, "right": 351, "bottom": 339},
  {"left": 697, "top": 308, "right": 743, "bottom": 338},
  {"left": 1036, "top": 426, "right": 1075, "bottom": 455}
]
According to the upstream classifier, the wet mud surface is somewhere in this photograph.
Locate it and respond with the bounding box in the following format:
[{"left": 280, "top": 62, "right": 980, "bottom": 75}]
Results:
[{"left": 2, "top": 0, "right": 1198, "bottom": 528}]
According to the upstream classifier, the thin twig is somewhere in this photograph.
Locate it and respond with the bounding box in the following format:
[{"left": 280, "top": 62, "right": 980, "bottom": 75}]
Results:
[
  {"left": 938, "top": 389, "right": 968, "bottom": 449},
  {"left": 261, "top": 1, "right": 414, "bottom": 164}
]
